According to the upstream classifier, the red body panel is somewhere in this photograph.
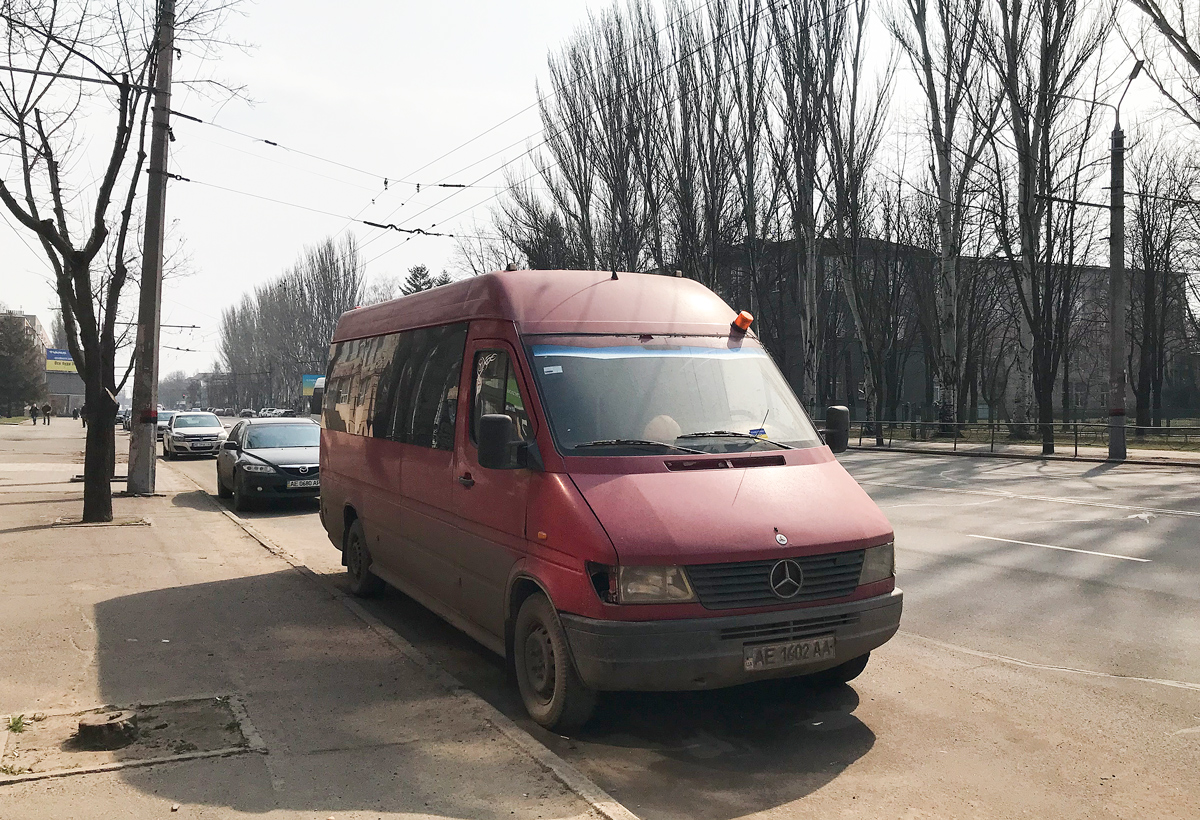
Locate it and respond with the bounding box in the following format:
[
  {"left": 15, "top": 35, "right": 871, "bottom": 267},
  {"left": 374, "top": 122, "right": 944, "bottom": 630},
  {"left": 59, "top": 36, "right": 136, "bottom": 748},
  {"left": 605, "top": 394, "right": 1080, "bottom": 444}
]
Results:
[{"left": 320, "top": 269, "right": 898, "bottom": 665}]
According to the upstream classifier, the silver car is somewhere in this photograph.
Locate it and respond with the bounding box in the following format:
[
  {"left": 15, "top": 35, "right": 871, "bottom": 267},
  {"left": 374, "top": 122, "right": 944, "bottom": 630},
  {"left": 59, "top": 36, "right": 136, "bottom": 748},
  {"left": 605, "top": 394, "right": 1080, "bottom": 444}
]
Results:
[{"left": 163, "top": 412, "right": 228, "bottom": 459}]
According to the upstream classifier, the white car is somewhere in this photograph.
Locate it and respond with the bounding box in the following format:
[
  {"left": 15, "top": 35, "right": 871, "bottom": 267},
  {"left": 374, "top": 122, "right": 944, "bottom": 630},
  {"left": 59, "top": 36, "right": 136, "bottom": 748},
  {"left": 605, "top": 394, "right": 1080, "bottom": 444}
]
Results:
[{"left": 163, "top": 412, "right": 228, "bottom": 459}]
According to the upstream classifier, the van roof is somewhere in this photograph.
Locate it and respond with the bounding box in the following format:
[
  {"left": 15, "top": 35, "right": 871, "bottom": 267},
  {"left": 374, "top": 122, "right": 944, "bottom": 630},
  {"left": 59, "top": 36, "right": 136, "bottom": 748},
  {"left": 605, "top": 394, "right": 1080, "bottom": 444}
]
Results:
[{"left": 331, "top": 270, "right": 741, "bottom": 342}]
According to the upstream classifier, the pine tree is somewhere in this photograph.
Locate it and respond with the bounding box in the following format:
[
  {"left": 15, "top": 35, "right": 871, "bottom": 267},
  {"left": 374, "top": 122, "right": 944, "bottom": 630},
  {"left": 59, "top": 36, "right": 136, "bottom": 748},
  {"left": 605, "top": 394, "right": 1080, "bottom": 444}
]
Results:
[
  {"left": 0, "top": 315, "right": 46, "bottom": 417},
  {"left": 399, "top": 265, "right": 452, "bottom": 295}
]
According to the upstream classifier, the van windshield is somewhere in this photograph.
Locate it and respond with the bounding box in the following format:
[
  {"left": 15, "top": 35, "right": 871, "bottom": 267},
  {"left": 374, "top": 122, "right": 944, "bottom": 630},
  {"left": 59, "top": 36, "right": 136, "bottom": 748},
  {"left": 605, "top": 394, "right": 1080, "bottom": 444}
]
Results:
[{"left": 525, "top": 335, "right": 822, "bottom": 456}]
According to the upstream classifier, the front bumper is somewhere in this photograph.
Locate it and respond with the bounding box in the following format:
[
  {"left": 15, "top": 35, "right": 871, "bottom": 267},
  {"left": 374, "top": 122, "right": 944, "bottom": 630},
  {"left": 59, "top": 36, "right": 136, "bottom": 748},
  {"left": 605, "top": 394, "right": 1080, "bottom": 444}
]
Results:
[
  {"left": 560, "top": 588, "right": 902, "bottom": 692},
  {"left": 236, "top": 471, "right": 320, "bottom": 499},
  {"left": 168, "top": 437, "right": 222, "bottom": 454}
]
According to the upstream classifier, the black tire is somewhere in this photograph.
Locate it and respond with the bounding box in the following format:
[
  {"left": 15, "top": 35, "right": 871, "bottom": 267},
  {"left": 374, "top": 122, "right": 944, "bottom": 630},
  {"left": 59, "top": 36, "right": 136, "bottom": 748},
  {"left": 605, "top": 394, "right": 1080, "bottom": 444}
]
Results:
[
  {"left": 232, "top": 474, "right": 253, "bottom": 512},
  {"left": 807, "top": 652, "right": 870, "bottom": 686},
  {"left": 344, "top": 519, "right": 384, "bottom": 597},
  {"left": 216, "top": 470, "right": 233, "bottom": 499},
  {"left": 514, "top": 593, "right": 596, "bottom": 733}
]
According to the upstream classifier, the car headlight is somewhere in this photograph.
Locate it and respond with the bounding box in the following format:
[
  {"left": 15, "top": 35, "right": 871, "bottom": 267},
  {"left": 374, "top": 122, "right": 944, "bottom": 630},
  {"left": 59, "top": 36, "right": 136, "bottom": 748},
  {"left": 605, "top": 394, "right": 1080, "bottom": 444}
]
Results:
[
  {"left": 612, "top": 566, "right": 696, "bottom": 604},
  {"left": 859, "top": 542, "right": 895, "bottom": 585},
  {"left": 242, "top": 464, "right": 275, "bottom": 474}
]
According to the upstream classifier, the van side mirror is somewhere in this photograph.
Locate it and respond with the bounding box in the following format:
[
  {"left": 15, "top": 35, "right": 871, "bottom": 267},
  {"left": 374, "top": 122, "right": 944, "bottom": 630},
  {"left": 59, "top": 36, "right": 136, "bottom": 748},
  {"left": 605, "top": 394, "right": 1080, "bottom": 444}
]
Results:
[
  {"left": 478, "top": 414, "right": 514, "bottom": 469},
  {"left": 824, "top": 405, "right": 850, "bottom": 454}
]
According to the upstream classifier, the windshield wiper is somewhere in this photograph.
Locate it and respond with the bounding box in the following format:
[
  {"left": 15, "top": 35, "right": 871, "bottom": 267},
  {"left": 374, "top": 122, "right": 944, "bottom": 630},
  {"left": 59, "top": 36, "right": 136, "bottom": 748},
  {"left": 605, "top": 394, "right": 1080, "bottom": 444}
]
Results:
[
  {"left": 574, "top": 439, "right": 706, "bottom": 454},
  {"left": 676, "top": 430, "right": 793, "bottom": 449}
]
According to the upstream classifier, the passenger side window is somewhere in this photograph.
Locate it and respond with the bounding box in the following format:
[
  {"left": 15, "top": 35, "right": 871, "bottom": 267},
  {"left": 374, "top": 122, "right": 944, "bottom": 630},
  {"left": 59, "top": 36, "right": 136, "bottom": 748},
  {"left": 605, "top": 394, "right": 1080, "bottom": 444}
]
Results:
[
  {"left": 229, "top": 422, "right": 245, "bottom": 444},
  {"left": 409, "top": 326, "right": 468, "bottom": 450},
  {"left": 472, "top": 350, "right": 532, "bottom": 447}
]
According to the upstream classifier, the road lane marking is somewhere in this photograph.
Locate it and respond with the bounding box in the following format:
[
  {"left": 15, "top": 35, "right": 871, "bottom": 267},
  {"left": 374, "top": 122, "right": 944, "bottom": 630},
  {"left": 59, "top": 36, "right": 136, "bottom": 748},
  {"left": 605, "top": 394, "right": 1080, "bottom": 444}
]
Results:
[
  {"left": 967, "top": 534, "right": 1150, "bottom": 562},
  {"left": 857, "top": 479, "right": 1200, "bottom": 518},
  {"left": 903, "top": 632, "right": 1200, "bottom": 693}
]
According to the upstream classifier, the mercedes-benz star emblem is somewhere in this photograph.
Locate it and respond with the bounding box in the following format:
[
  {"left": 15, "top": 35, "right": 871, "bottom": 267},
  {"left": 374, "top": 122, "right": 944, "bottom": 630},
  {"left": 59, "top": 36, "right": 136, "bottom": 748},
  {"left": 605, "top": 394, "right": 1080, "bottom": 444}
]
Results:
[
  {"left": 298, "top": 466, "right": 309, "bottom": 474},
  {"left": 769, "top": 559, "right": 804, "bottom": 599}
]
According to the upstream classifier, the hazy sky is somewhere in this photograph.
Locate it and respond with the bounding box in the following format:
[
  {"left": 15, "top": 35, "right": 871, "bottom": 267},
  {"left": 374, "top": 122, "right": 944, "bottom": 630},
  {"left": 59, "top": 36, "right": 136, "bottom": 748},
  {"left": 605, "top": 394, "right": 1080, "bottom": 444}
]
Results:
[
  {"left": 2, "top": 0, "right": 609, "bottom": 376},
  {"left": 1, "top": 0, "right": 1166, "bottom": 382}
]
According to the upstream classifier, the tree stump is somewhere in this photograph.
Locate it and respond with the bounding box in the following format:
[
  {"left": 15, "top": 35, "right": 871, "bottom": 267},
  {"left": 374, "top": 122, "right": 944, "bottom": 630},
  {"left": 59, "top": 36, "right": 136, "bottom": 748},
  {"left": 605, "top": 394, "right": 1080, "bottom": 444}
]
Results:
[{"left": 78, "top": 710, "right": 139, "bottom": 750}]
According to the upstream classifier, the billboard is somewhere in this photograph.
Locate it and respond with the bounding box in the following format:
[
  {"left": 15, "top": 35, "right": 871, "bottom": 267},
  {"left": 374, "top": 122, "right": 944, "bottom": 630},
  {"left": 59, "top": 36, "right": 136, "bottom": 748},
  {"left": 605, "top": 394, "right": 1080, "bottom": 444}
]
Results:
[
  {"left": 302, "top": 375, "right": 322, "bottom": 397},
  {"left": 46, "top": 348, "right": 78, "bottom": 373}
]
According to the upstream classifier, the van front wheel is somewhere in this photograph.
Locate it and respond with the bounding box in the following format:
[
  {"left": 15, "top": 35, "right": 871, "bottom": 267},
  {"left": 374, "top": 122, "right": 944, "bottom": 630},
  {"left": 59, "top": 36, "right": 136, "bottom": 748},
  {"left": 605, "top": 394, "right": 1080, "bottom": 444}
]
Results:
[
  {"left": 514, "top": 594, "right": 596, "bottom": 733},
  {"left": 807, "top": 652, "right": 870, "bottom": 686},
  {"left": 344, "top": 519, "right": 383, "bottom": 597}
]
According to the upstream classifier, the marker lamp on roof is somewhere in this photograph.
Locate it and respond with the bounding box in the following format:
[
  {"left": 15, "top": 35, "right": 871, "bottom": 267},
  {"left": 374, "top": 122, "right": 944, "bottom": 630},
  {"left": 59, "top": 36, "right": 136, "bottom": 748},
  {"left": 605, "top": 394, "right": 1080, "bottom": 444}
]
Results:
[{"left": 732, "top": 310, "right": 754, "bottom": 333}]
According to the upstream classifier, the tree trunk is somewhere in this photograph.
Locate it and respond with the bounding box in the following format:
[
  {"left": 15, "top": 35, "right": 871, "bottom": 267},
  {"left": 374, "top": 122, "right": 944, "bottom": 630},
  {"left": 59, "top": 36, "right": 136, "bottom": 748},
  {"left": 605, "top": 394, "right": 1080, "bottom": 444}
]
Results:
[{"left": 81, "top": 372, "right": 117, "bottom": 523}]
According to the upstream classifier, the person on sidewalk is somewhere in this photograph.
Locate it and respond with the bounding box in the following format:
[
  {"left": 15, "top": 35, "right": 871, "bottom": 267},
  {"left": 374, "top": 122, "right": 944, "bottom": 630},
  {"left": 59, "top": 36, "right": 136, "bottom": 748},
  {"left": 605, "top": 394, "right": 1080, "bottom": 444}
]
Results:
[
  {"left": 30, "top": 405, "right": 39, "bottom": 424},
  {"left": 79, "top": 405, "right": 87, "bottom": 428},
  {"left": 72, "top": 408, "right": 79, "bottom": 421},
  {"left": 41, "top": 402, "right": 52, "bottom": 425}
]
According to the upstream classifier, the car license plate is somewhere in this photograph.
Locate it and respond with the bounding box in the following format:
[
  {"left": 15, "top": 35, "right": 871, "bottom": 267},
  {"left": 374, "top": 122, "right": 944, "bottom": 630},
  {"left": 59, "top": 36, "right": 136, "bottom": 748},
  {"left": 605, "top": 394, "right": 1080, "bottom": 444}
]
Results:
[
  {"left": 286, "top": 478, "right": 320, "bottom": 489},
  {"left": 743, "top": 636, "right": 836, "bottom": 671}
]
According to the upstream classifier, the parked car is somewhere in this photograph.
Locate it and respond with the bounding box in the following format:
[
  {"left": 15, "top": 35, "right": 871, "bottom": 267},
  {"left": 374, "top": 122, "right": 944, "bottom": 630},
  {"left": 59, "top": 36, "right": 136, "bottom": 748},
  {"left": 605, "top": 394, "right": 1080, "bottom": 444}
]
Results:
[
  {"left": 217, "top": 418, "right": 320, "bottom": 511},
  {"left": 155, "top": 410, "right": 177, "bottom": 440},
  {"left": 162, "top": 411, "right": 227, "bottom": 459},
  {"left": 318, "top": 269, "right": 900, "bottom": 732},
  {"left": 239, "top": 409, "right": 256, "bottom": 418}
]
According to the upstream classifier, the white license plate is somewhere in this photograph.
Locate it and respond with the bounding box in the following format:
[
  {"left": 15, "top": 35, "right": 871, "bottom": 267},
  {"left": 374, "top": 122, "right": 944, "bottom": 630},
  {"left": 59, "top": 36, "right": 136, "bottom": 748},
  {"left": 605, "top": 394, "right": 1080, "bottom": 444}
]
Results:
[
  {"left": 743, "top": 636, "right": 836, "bottom": 671},
  {"left": 286, "top": 478, "right": 320, "bottom": 488}
]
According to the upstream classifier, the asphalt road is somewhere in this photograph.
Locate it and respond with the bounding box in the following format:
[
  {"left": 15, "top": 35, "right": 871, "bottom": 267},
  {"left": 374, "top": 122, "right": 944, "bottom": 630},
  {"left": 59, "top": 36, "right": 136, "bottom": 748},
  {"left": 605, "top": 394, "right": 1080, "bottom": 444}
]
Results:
[{"left": 162, "top": 432, "right": 1200, "bottom": 819}]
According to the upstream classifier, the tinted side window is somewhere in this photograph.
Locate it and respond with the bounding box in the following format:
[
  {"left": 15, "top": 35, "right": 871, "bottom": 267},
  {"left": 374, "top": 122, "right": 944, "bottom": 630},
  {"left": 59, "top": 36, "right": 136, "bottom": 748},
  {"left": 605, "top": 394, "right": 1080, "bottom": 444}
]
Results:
[
  {"left": 472, "top": 350, "right": 532, "bottom": 445},
  {"left": 409, "top": 325, "right": 468, "bottom": 449},
  {"left": 323, "top": 334, "right": 401, "bottom": 436}
]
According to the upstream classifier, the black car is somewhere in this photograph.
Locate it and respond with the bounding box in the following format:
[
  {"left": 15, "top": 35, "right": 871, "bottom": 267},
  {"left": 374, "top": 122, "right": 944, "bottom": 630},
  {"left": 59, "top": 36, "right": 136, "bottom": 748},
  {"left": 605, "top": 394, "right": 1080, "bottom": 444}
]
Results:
[{"left": 216, "top": 418, "right": 320, "bottom": 511}]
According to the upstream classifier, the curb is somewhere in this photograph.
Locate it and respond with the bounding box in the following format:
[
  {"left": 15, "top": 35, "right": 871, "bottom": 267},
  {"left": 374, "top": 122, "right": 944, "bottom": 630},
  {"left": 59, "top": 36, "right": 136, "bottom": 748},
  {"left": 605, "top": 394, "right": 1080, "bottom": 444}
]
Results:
[
  {"left": 848, "top": 444, "right": 1200, "bottom": 469},
  {"left": 165, "top": 464, "right": 639, "bottom": 820}
]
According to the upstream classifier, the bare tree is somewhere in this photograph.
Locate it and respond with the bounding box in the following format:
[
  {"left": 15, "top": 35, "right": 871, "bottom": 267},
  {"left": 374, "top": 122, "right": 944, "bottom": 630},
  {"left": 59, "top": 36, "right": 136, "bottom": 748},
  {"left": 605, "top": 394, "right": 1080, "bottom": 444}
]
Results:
[
  {"left": 981, "top": 0, "right": 1115, "bottom": 453},
  {"left": 0, "top": 0, "right": 236, "bottom": 521},
  {"left": 1129, "top": 1, "right": 1200, "bottom": 130},
  {"left": 888, "top": 0, "right": 998, "bottom": 427}
]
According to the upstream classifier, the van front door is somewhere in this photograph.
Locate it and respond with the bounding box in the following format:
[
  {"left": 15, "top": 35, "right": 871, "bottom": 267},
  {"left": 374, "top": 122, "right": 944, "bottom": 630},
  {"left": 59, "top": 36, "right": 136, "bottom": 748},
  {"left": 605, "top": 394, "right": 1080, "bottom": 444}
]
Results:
[{"left": 451, "top": 342, "right": 534, "bottom": 641}]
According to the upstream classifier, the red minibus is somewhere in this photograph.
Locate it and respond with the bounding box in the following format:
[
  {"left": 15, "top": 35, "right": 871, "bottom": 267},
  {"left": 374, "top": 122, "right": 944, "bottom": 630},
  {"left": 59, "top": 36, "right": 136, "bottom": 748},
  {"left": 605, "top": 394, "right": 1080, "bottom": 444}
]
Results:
[{"left": 319, "top": 269, "right": 900, "bottom": 730}]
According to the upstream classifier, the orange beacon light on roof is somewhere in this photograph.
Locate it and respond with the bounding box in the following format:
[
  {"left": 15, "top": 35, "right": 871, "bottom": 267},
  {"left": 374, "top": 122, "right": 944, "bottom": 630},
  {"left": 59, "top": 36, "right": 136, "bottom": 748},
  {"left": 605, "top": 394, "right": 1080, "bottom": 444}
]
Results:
[{"left": 732, "top": 310, "right": 754, "bottom": 333}]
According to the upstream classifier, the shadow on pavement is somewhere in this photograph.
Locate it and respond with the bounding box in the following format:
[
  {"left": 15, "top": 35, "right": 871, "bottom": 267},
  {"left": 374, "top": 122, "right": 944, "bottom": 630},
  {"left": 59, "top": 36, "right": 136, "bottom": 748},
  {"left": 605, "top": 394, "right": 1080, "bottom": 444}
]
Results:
[{"left": 94, "top": 569, "right": 576, "bottom": 818}]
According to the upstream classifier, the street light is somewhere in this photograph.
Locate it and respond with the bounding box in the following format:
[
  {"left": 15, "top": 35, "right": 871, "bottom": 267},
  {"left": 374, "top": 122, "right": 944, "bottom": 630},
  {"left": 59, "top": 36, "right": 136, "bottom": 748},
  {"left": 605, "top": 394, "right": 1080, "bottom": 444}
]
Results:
[{"left": 1107, "top": 59, "right": 1143, "bottom": 462}]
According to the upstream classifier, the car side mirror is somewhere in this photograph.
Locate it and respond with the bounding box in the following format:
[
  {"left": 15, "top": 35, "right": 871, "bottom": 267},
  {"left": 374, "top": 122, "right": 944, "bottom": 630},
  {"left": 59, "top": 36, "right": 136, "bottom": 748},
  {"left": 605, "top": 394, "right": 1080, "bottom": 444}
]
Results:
[
  {"left": 478, "top": 414, "right": 514, "bottom": 469},
  {"left": 222, "top": 439, "right": 239, "bottom": 451},
  {"left": 823, "top": 405, "right": 850, "bottom": 454}
]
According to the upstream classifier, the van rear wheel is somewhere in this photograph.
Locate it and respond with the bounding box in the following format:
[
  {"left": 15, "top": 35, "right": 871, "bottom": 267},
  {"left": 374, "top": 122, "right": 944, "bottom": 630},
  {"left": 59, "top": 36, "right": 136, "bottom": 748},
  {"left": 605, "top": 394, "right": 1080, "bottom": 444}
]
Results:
[
  {"left": 344, "top": 519, "right": 384, "bottom": 597},
  {"left": 514, "top": 593, "right": 596, "bottom": 733}
]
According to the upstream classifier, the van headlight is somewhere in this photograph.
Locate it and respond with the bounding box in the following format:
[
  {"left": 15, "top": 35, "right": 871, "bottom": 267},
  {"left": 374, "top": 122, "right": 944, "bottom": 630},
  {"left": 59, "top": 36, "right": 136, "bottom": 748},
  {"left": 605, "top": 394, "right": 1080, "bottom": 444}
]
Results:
[
  {"left": 859, "top": 542, "right": 895, "bottom": 585},
  {"left": 596, "top": 566, "right": 696, "bottom": 604}
]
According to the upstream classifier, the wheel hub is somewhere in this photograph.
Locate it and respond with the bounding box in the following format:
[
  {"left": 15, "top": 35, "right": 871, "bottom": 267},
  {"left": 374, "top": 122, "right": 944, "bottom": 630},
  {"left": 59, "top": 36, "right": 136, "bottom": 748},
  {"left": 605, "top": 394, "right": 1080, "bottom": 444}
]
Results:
[{"left": 524, "top": 626, "right": 555, "bottom": 700}]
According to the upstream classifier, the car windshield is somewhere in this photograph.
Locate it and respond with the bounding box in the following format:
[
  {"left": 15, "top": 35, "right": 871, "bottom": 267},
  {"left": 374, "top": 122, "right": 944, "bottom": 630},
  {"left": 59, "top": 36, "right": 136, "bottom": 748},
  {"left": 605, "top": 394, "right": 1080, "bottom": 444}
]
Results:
[
  {"left": 174, "top": 414, "right": 221, "bottom": 429},
  {"left": 158, "top": 412, "right": 176, "bottom": 422},
  {"left": 525, "top": 335, "right": 822, "bottom": 455},
  {"left": 245, "top": 423, "right": 320, "bottom": 449}
]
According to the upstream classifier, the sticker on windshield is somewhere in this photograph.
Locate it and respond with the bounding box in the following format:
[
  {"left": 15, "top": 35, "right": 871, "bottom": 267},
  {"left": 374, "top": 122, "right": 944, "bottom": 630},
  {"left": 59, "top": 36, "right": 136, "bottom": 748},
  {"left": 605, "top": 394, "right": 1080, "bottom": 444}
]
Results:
[
  {"left": 543, "top": 365, "right": 564, "bottom": 374},
  {"left": 749, "top": 428, "right": 767, "bottom": 437}
]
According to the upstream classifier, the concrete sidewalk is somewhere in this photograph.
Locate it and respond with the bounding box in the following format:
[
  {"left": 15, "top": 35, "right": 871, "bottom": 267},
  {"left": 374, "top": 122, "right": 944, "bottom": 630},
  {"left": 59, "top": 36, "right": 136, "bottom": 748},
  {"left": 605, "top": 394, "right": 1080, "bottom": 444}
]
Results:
[{"left": 0, "top": 424, "right": 606, "bottom": 819}]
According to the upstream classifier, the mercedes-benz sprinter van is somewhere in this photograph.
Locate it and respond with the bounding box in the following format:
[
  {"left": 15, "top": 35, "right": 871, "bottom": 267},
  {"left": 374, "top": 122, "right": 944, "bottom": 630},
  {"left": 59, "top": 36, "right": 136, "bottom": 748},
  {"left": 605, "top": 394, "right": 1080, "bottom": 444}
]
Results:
[{"left": 319, "top": 269, "right": 900, "bottom": 731}]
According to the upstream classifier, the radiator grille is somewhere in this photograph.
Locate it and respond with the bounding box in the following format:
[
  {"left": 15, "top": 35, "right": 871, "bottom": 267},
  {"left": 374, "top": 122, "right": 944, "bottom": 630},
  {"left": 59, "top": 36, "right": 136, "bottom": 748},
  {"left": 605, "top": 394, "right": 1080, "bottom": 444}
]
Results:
[
  {"left": 686, "top": 550, "right": 864, "bottom": 610},
  {"left": 719, "top": 612, "right": 859, "bottom": 642}
]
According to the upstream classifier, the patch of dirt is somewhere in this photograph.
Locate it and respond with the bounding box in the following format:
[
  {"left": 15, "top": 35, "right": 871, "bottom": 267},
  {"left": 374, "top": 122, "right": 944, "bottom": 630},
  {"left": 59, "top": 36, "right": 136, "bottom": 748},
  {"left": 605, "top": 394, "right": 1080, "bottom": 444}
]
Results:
[{"left": 2, "top": 697, "right": 247, "bottom": 779}]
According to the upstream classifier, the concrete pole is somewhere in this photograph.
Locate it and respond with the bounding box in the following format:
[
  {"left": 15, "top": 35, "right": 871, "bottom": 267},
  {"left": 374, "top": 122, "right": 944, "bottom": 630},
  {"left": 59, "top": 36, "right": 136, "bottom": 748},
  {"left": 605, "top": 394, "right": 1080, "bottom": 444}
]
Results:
[
  {"left": 127, "top": 0, "right": 175, "bottom": 494},
  {"left": 1108, "top": 123, "right": 1127, "bottom": 461}
]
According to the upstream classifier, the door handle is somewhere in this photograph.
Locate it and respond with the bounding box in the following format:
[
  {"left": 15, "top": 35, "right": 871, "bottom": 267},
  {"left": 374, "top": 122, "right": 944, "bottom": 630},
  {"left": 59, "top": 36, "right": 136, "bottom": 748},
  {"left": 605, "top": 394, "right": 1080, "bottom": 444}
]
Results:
[{"left": 457, "top": 472, "right": 475, "bottom": 488}]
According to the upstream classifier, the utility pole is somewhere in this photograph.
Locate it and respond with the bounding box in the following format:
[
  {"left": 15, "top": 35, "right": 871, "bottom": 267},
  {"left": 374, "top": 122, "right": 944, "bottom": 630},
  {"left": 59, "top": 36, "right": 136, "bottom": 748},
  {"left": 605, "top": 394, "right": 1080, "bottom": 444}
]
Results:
[
  {"left": 1107, "top": 59, "right": 1142, "bottom": 463},
  {"left": 127, "top": 0, "right": 175, "bottom": 494},
  {"left": 1107, "top": 123, "right": 1127, "bottom": 461}
]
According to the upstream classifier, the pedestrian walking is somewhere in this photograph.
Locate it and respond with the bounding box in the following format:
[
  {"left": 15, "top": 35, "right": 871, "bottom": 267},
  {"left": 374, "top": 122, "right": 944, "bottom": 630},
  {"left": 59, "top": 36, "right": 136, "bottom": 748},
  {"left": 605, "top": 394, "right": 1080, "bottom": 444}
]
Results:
[
  {"left": 72, "top": 408, "right": 79, "bottom": 421},
  {"left": 30, "top": 404, "right": 39, "bottom": 424},
  {"left": 41, "top": 402, "right": 52, "bottom": 425},
  {"left": 80, "top": 404, "right": 87, "bottom": 428}
]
